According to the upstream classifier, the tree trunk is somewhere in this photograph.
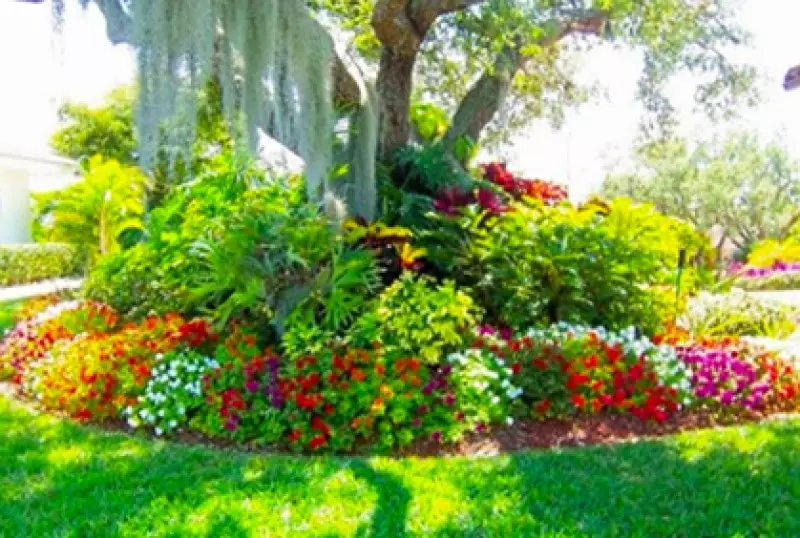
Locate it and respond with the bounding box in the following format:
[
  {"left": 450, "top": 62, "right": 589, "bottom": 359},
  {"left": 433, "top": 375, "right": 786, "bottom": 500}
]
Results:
[
  {"left": 376, "top": 49, "right": 417, "bottom": 159},
  {"left": 442, "top": 52, "right": 519, "bottom": 157}
]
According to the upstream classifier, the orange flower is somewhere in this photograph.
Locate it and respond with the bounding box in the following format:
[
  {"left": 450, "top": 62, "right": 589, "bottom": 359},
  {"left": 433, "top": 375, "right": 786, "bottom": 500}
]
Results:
[{"left": 351, "top": 369, "right": 367, "bottom": 382}]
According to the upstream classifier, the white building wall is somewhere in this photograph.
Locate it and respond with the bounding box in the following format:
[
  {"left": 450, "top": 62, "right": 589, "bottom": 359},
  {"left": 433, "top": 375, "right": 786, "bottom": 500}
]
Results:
[
  {"left": 0, "top": 151, "right": 79, "bottom": 245},
  {"left": 0, "top": 171, "right": 31, "bottom": 244}
]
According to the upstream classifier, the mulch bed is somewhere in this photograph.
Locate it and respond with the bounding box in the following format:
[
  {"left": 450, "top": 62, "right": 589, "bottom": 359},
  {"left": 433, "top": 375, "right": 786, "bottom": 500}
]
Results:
[{"left": 2, "top": 382, "right": 796, "bottom": 458}]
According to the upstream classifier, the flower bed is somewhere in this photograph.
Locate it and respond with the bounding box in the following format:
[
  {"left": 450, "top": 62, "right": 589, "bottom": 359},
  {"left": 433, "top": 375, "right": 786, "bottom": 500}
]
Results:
[
  {"left": 730, "top": 261, "right": 800, "bottom": 291},
  {"left": 3, "top": 299, "right": 800, "bottom": 454}
]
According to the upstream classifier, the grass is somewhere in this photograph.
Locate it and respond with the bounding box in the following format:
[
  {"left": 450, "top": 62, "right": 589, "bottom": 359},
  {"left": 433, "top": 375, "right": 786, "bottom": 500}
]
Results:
[
  {"left": 0, "top": 300, "right": 22, "bottom": 333},
  {"left": 3, "top": 398, "right": 800, "bottom": 537}
]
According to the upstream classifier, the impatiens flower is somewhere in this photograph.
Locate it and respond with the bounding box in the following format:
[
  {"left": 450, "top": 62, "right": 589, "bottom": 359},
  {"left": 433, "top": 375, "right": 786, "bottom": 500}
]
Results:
[{"left": 308, "top": 435, "right": 327, "bottom": 450}]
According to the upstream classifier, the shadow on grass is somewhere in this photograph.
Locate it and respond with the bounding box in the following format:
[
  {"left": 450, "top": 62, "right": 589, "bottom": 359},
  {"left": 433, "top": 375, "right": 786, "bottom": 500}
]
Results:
[{"left": 2, "top": 396, "right": 800, "bottom": 537}]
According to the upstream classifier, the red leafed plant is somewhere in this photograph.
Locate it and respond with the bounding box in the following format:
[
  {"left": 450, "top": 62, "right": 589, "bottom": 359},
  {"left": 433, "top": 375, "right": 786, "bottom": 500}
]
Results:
[{"left": 480, "top": 162, "right": 567, "bottom": 205}]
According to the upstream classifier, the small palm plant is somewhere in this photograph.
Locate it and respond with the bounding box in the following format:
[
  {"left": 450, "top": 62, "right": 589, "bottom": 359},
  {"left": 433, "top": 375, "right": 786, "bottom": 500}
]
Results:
[{"left": 36, "top": 155, "right": 149, "bottom": 264}]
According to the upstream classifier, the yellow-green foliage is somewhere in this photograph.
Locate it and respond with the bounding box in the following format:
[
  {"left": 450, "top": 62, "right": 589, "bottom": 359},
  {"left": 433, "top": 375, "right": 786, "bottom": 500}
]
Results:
[
  {"left": 747, "top": 239, "right": 800, "bottom": 268},
  {"left": 355, "top": 273, "right": 481, "bottom": 364}
]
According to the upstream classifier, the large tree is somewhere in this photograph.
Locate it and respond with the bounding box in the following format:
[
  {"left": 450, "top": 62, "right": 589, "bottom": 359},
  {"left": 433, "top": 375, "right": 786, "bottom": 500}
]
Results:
[
  {"left": 23, "top": 0, "right": 757, "bottom": 219},
  {"left": 602, "top": 133, "right": 800, "bottom": 254}
]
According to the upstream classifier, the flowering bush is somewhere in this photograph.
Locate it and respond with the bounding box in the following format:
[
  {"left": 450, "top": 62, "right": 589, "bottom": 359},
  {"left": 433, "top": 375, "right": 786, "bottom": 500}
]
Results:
[
  {"left": 447, "top": 347, "right": 522, "bottom": 430},
  {"left": 732, "top": 261, "right": 800, "bottom": 291},
  {"left": 24, "top": 315, "right": 212, "bottom": 420},
  {"left": 193, "top": 328, "right": 285, "bottom": 445},
  {"left": 475, "top": 324, "right": 692, "bottom": 423},
  {"left": 0, "top": 300, "right": 117, "bottom": 382},
  {"left": 681, "top": 289, "right": 798, "bottom": 339},
  {"left": 125, "top": 348, "right": 219, "bottom": 435},
  {"left": 675, "top": 338, "right": 800, "bottom": 412},
  {"left": 281, "top": 346, "right": 463, "bottom": 451}
]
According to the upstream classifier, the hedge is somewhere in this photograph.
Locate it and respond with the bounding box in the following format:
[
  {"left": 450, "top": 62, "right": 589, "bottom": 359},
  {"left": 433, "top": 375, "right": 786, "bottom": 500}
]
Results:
[{"left": 0, "top": 244, "right": 84, "bottom": 287}]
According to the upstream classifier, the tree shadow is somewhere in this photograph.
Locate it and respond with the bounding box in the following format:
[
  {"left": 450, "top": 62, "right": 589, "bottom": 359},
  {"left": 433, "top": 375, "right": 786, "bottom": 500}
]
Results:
[
  {"left": 4, "top": 396, "right": 800, "bottom": 537},
  {"left": 349, "top": 459, "right": 410, "bottom": 538}
]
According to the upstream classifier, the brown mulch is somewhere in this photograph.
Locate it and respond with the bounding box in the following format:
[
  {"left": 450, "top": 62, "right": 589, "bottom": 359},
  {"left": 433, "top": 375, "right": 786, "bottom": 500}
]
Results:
[{"left": 2, "top": 381, "right": 797, "bottom": 458}]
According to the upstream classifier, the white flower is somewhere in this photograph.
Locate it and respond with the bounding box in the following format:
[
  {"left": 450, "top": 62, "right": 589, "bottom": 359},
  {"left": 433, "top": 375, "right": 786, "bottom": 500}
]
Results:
[
  {"left": 169, "top": 420, "right": 178, "bottom": 429},
  {"left": 127, "top": 418, "right": 140, "bottom": 428},
  {"left": 155, "top": 427, "right": 164, "bottom": 436},
  {"left": 506, "top": 417, "right": 514, "bottom": 426}
]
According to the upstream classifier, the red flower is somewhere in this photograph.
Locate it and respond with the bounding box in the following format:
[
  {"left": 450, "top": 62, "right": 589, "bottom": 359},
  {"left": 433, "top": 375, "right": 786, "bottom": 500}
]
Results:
[
  {"left": 628, "top": 363, "right": 644, "bottom": 383},
  {"left": 308, "top": 435, "right": 327, "bottom": 450},
  {"left": 605, "top": 344, "right": 623, "bottom": 364},
  {"left": 583, "top": 355, "right": 599, "bottom": 369},
  {"left": 571, "top": 394, "right": 586, "bottom": 408},
  {"left": 511, "top": 362, "right": 522, "bottom": 375},
  {"left": 567, "top": 374, "right": 590, "bottom": 390},
  {"left": 351, "top": 369, "right": 367, "bottom": 382},
  {"left": 591, "top": 398, "right": 603, "bottom": 413},
  {"left": 590, "top": 380, "right": 605, "bottom": 392},
  {"left": 311, "top": 416, "right": 332, "bottom": 436},
  {"left": 535, "top": 399, "right": 551, "bottom": 415},
  {"left": 288, "top": 430, "right": 303, "bottom": 442},
  {"left": 408, "top": 359, "right": 420, "bottom": 372},
  {"left": 75, "top": 409, "right": 93, "bottom": 420},
  {"left": 532, "top": 358, "right": 548, "bottom": 371}
]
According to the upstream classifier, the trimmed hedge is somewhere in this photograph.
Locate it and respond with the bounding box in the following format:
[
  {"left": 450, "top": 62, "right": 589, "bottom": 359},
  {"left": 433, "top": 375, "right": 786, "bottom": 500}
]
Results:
[{"left": 0, "top": 244, "right": 83, "bottom": 287}]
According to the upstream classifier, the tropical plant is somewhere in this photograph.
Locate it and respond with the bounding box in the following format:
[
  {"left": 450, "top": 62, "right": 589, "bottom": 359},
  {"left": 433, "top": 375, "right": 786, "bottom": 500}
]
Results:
[{"left": 35, "top": 155, "right": 148, "bottom": 263}]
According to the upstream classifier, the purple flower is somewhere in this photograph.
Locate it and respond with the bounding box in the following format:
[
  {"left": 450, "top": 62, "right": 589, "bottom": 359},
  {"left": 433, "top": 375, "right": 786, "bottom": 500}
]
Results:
[
  {"left": 431, "top": 431, "right": 442, "bottom": 443},
  {"left": 444, "top": 393, "right": 456, "bottom": 407},
  {"left": 478, "top": 326, "right": 497, "bottom": 336},
  {"left": 499, "top": 328, "right": 513, "bottom": 341},
  {"left": 423, "top": 382, "right": 436, "bottom": 395},
  {"left": 412, "top": 417, "right": 422, "bottom": 428},
  {"left": 456, "top": 411, "right": 465, "bottom": 422},
  {"left": 720, "top": 391, "right": 736, "bottom": 406},
  {"left": 245, "top": 380, "right": 260, "bottom": 393},
  {"left": 417, "top": 405, "right": 429, "bottom": 415},
  {"left": 475, "top": 423, "right": 487, "bottom": 434}
]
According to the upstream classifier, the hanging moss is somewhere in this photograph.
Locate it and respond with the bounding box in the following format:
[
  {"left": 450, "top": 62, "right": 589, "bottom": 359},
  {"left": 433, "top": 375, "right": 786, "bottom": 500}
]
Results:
[
  {"left": 52, "top": 0, "right": 378, "bottom": 215},
  {"left": 92, "top": 0, "right": 335, "bottom": 201}
]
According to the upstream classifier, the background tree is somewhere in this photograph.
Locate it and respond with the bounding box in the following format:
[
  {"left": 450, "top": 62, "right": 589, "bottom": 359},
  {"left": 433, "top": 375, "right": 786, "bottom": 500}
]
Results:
[
  {"left": 602, "top": 132, "right": 800, "bottom": 255},
  {"left": 23, "top": 0, "right": 758, "bottom": 220},
  {"left": 50, "top": 82, "right": 232, "bottom": 208}
]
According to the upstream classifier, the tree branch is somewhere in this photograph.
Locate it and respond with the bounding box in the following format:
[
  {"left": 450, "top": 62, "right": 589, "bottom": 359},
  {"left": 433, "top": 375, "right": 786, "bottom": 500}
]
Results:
[
  {"left": 81, "top": 0, "right": 363, "bottom": 110},
  {"left": 443, "top": 9, "right": 609, "bottom": 154}
]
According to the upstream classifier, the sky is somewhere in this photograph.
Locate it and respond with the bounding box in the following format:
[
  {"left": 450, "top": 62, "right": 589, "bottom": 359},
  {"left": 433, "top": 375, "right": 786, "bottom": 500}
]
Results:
[{"left": 1, "top": 0, "right": 799, "bottom": 200}]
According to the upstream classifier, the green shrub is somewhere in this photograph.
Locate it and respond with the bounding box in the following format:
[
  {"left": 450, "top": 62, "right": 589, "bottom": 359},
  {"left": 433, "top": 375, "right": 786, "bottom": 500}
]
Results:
[
  {"left": 86, "top": 152, "right": 379, "bottom": 340},
  {"left": 460, "top": 205, "right": 670, "bottom": 334},
  {"left": 0, "top": 244, "right": 83, "bottom": 286},
  {"left": 352, "top": 273, "right": 481, "bottom": 364},
  {"left": 681, "top": 289, "right": 798, "bottom": 339}
]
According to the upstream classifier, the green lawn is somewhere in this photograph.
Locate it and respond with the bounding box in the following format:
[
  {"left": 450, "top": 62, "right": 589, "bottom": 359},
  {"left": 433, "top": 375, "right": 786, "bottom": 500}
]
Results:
[{"left": 2, "top": 397, "right": 800, "bottom": 537}]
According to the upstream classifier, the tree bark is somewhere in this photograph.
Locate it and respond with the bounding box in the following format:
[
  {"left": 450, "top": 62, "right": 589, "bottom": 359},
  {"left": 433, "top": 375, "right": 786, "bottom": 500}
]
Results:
[{"left": 375, "top": 49, "right": 417, "bottom": 159}]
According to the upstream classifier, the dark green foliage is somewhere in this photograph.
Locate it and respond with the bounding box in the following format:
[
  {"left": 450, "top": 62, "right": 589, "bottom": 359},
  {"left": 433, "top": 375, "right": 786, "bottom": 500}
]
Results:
[{"left": 85, "top": 151, "right": 379, "bottom": 339}]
